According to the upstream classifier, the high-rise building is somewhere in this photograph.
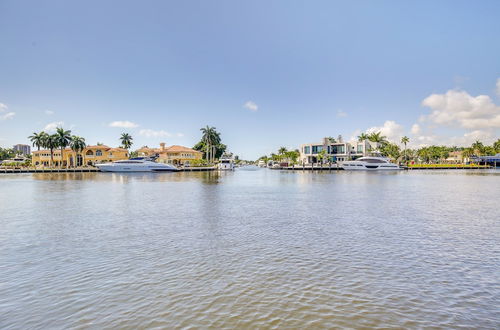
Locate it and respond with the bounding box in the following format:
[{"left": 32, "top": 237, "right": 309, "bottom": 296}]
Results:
[{"left": 13, "top": 144, "right": 31, "bottom": 155}]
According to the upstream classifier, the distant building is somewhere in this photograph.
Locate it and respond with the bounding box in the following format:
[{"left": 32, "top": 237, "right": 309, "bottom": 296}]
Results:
[
  {"left": 13, "top": 144, "right": 31, "bottom": 155},
  {"left": 32, "top": 145, "right": 129, "bottom": 167},
  {"left": 136, "top": 142, "right": 203, "bottom": 166},
  {"left": 299, "top": 137, "right": 380, "bottom": 164},
  {"left": 471, "top": 153, "right": 500, "bottom": 167}
]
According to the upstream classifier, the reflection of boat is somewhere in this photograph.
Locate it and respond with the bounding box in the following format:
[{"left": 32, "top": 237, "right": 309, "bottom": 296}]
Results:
[
  {"left": 96, "top": 157, "right": 178, "bottom": 172},
  {"left": 341, "top": 157, "right": 400, "bottom": 170},
  {"left": 218, "top": 153, "right": 235, "bottom": 170}
]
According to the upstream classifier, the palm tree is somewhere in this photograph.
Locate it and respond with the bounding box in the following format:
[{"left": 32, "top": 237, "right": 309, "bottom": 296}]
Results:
[
  {"left": 120, "top": 133, "right": 133, "bottom": 150},
  {"left": 29, "top": 131, "right": 48, "bottom": 151},
  {"left": 471, "top": 140, "right": 484, "bottom": 156},
  {"left": 493, "top": 139, "right": 500, "bottom": 153},
  {"left": 200, "top": 126, "right": 221, "bottom": 163},
  {"left": 45, "top": 134, "right": 59, "bottom": 167},
  {"left": 462, "top": 147, "right": 474, "bottom": 164},
  {"left": 70, "top": 136, "right": 86, "bottom": 168},
  {"left": 401, "top": 136, "right": 410, "bottom": 163},
  {"left": 55, "top": 127, "right": 72, "bottom": 168},
  {"left": 278, "top": 147, "right": 287, "bottom": 157},
  {"left": 357, "top": 133, "right": 369, "bottom": 142},
  {"left": 368, "top": 131, "right": 387, "bottom": 144}
]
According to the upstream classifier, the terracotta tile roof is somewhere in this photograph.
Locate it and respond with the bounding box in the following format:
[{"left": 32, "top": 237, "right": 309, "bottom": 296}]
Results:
[
  {"left": 86, "top": 145, "right": 111, "bottom": 150},
  {"left": 165, "top": 145, "right": 202, "bottom": 153}
]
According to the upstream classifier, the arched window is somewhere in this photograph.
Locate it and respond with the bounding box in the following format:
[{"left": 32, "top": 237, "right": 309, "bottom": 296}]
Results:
[
  {"left": 86, "top": 150, "right": 94, "bottom": 156},
  {"left": 96, "top": 150, "right": 102, "bottom": 156}
]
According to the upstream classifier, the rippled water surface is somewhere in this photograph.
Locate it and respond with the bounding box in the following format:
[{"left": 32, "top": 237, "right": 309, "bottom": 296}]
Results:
[{"left": 1, "top": 169, "right": 499, "bottom": 329}]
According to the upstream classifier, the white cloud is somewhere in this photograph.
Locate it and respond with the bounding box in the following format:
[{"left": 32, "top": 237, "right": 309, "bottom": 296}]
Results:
[
  {"left": 336, "top": 110, "right": 348, "bottom": 118},
  {"left": 0, "top": 103, "right": 15, "bottom": 120},
  {"left": 0, "top": 112, "right": 15, "bottom": 120},
  {"left": 243, "top": 101, "right": 258, "bottom": 112},
  {"left": 421, "top": 89, "right": 500, "bottom": 129},
  {"left": 44, "top": 121, "right": 64, "bottom": 132},
  {"left": 139, "top": 129, "right": 171, "bottom": 138},
  {"left": 176, "top": 133, "right": 184, "bottom": 137},
  {"left": 410, "top": 124, "right": 421, "bottom": 135},
  {"left": 366, "top": 120, "right": 405, "bottom": 142},
  {"left": 45, "top": 110, "right": 54, "bottom": 115},
  {"left": 109, "top": 121, "right": 139, "bottom": 128},
  {"left": 496, "top": 78, "right": 500, "bottom": 97}
]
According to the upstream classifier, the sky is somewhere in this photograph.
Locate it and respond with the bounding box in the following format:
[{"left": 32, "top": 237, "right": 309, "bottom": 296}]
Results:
[{"left": 1, "top": 0, "right": 500, "bottom": 159}]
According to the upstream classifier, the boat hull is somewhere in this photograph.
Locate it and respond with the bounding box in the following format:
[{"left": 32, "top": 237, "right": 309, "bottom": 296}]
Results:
[{"left": 96, "top": 164, "right": 178, "bottom": 172}]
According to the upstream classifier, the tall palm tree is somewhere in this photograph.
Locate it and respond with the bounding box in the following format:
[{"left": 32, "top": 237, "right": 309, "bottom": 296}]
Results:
[
  {"left": 70, "top": 136, "right": 86, "bottom": 168},
  {"left": 401, "top": 136, "right": 410, "bottom": 163},
  {"left": 471, "top": 140, "right": 484, "bottom": 156},
  {"left": 368, "top": 131, "right": 387, "bottom": 144},
  {"left": 200, "top": 126, "right": 221, "bottom": 163},
  {"left": 45, "top": 134, "right": 59, "bottom": 167},
  {"left": 29, "top": 131, "right": 48, "bottom": 151},
  {"left": 55, "top": 127, "right": 72, "bottom": 168},
  {"left": 120, "top": 133, "right": 133, "bottom": 150},
  {"left": 278, "top": 147, "right": 287, "bottom": 156},
  {"left": 357, "top": 133, "right": 369, "bottom": 142}
]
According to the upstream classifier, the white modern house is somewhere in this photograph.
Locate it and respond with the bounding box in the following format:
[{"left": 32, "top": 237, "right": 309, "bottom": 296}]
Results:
[{"left": 299, "top": 137, "right": 380, "bottom": 164}]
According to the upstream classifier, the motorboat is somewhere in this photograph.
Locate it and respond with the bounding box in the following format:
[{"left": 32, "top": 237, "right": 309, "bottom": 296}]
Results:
[
  {"left": 96, "top": 157, "right": 178, "bottom": 172},
  {"left": 218, "top": 153, "right": 235, "bottom": 170},
  {"left": 340, "top": 156, "right": 401, "bottom": 170}
]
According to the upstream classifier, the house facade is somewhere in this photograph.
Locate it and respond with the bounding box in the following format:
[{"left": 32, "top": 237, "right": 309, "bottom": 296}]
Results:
[
  {"left": 32, "top": 145, "right": 129, "bottom": 167},
  {"left": 299, "top": 138, "right": 379, "bottom": 164},
  {"left": 136, "top": 142, "right": 203, "bottom": 166}
]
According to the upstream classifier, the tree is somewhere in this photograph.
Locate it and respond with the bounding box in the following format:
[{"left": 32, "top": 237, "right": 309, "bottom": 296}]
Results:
[
  {"left": 196, "top": 126, "right": 224, "bottom": 163},
  {"left": 462, "top": 147, "right": 474, "bottom": 163},
  {"left": 45, "top": 134, "right": 59, "bottom": 167},
  {"left": 70, "top": 136, "right": 86, "bottom": 168},
  {"left": 380, "top": 143, "right": 401, "bottom": 162},
  {"left": 357, "top": 133, "right": 369, "bottom": 142},
  {"left": 120, "top": 133, "right": 133, "bottom": 150},
  {"left": 327, "top": 136, "right": 337, "bottom": 143},
  {"left": 55, "top": 127, "right": 72, "bottom": 168},
  {"left": 29, "top": 131, "right": 48, "bottom": 151},
  {"left": 493, "top": 139, "right": 500, "bottom": 153},
  {"left": 401, "top": 136, "right": 410, "bottom": 163},
  {"left": 317, "top": 150, "right": 327, "bottom": 164},
  {"left": 278, "top": 147, "right": 288, "bottom": 159},
  {"left": 0, "top": 148, "right": 15, "bottom": 161},
  {"left": 471, "top": 140, "right": 484, "bottom": 156},
  {"left": 368, "top": 131, "right": 387, "bottom": 144}
]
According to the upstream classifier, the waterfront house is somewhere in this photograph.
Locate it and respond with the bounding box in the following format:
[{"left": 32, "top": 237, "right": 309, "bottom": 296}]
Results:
[
  {"left": 136, "top": 142, "right": 202, "bottom": 166},
  {"left": 299, "top": 137, "right": 379, "bottom": 164},
  {"left": 32, "top": 145, "right": 129, "bottom": 167}
]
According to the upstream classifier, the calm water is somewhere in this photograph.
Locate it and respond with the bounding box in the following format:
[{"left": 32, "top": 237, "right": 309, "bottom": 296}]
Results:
[{"left": 1, "top": 169, "right": 499, "bottom": 329}]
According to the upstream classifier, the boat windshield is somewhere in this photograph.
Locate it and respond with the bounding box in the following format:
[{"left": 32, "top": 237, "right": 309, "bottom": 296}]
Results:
[{"left": 357, "top": 158, "right": 387, "bottom": 163}]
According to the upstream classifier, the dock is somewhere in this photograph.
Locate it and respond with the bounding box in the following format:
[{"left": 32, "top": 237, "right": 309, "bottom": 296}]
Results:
[{"left": 0, "top": 166, "right": 218, "bottom": 174}]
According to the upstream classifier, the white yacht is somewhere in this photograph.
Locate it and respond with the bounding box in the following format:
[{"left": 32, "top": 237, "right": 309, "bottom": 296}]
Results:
[
  {"left": 341, "top": 156, "right": 401, "bottom": 171},
  {"left": 96, "top": 157, "right": 178, "bottom": 172},
  {"left": 218, "top": 153, "right": 235, "bottom": 170}
]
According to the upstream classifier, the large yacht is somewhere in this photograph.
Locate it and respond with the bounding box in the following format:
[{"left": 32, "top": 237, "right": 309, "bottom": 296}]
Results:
[
  {"left": 218, "top": 153, "right": 235, "bottom": 170},
  {"left": 96, "top": 157, "right": 178, "bottom": 172},
  {"left": 340, "top": 156, "right": 401, "bottom": 170}
]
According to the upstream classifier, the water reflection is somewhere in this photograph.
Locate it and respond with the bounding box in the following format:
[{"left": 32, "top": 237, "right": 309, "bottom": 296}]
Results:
[{"left": 0, "top": 170, "right": 499, "bottom": 329}]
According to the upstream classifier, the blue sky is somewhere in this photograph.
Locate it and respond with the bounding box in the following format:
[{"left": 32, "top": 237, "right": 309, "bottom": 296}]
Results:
[{"left": 1, "top": 0, "right": 499, "bottom": 159}]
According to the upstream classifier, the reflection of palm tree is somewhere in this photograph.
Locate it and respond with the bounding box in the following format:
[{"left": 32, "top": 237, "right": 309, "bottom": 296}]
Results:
[
  {"left": 70, "top": 136, "right": 86, "bottom": 168},
  {"left": 55, "top": 127, "right": 72, "bottom": 168}
]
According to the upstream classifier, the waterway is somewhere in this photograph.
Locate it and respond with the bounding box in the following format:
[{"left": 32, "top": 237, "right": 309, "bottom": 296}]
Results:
[{"left": 1, "top": 169, "right": 499, "bottom": 328}]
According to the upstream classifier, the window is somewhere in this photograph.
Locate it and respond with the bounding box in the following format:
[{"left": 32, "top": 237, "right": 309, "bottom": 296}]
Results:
[
  {"left": 357, "top": 145, "right": 363, "bottom": 153},
  {"left": 312, "top": 145, "right": 323, "bottom": 154},
  {"left": 109, "top": 152, "right": 113, "bottom": 156},
  {"left": 304, "top": 146, "right": 310, "bottom": 154},
  {"left": 96, "top": 150, "right": 102, "bottom": 156},
  {"left": 86, "top": 150, "right": 94, "bottom": 156},
  {"left": 331, "top": 145, "right": 345, "bottom": 154}
]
